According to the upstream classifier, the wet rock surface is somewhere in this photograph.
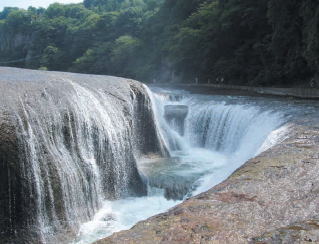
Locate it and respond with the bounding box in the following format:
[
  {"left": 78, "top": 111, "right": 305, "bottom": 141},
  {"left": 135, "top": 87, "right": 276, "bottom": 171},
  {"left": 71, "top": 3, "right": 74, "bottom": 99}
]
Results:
[
  {"left": 0, "top": 67, "right": 164, "bottom": 243},
  {"left": 96, "top": 119, "right": 319, "bottom": 243}
]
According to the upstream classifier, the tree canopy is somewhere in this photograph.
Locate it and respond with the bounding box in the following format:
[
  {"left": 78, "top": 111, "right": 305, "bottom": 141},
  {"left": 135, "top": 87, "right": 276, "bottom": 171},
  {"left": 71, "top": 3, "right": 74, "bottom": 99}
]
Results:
[{"left": 0, "top": 0, "right": 318, "bottom": 86}]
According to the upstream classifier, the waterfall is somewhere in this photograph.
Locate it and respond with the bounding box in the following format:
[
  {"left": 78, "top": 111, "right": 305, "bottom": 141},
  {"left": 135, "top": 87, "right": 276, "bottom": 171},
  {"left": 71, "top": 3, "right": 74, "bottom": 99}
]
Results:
[
  {"left": 147, "top": 88, "right": 287, "bottom": 197},
  {"left": 72, "top": 86, "right": 293, "bottom": 244},
  {"left": 1, "top": 68, "right": 294, "bottom": 244},
  {"left": 185, "top": 103, "right": 285, "bottom": 158},
  {"left": 0, "top": 70, "right": 164, "bottom": 243},
  {"left": 14, "top": 81, "right": 141, "bottom": 241}
]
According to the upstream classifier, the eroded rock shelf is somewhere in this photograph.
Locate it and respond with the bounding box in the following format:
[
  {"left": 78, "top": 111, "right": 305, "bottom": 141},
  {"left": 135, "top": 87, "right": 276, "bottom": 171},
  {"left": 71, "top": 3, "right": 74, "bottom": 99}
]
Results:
[{"left": 96, "top": 115, "right": 319, "bottom": 244}]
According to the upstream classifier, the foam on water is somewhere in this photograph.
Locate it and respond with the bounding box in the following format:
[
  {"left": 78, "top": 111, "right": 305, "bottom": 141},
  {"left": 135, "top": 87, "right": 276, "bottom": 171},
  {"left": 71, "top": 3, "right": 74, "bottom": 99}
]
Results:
[
  {"left": 74, "top": 87, "right": 291, "bottom": 244},
  {"left": 74, "top": 194, "right": 179, "bottom": 244}
]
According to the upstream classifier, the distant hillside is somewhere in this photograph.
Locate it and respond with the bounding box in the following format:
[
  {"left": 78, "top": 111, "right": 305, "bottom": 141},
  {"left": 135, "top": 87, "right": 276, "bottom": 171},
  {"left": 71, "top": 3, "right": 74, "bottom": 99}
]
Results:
[{"left": 0, "top": 0, "right": 319, "bottom": 87}]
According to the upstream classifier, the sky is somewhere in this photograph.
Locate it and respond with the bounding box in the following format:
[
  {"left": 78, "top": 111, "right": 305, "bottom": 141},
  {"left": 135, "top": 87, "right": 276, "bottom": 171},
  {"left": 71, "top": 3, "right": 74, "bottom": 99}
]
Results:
[{"left": 0, "top": 0, "right": 82, "bottom": 11}]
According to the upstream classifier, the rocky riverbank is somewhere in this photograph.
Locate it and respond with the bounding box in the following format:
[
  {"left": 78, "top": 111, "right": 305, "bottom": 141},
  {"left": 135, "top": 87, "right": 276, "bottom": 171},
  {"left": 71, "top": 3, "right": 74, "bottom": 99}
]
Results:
[{"left": 96, "top": 116, "right": 319, "bottom": 243}]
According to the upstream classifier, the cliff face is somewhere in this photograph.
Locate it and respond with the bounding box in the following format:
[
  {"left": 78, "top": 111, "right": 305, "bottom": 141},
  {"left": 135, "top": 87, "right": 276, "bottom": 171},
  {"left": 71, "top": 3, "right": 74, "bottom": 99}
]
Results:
[
  {"left": 96, "top": 118, "right": 319, "bottom": 243},
  {"left": 0, "top": 67, "right": 165, "bottom": 243}
]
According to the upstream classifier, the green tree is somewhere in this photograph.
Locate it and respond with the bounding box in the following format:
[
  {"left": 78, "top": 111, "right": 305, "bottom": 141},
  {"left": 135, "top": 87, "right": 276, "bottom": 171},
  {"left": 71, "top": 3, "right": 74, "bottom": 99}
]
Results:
[{"left": 1, "top": 0, "right": 319, "bottom": 86}]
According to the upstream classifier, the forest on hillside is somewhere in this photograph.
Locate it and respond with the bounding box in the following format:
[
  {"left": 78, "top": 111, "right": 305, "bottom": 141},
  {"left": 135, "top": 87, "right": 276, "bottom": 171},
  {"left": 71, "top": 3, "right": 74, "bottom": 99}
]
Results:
[{"left": 0, "top": 0, "right": 319, "bottom": 87}]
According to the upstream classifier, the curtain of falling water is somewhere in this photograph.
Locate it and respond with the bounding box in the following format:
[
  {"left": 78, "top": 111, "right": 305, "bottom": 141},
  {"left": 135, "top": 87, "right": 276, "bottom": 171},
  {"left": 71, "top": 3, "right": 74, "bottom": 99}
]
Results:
[{"left": 12, "top": 80, "right": 153, "bottom": 242}]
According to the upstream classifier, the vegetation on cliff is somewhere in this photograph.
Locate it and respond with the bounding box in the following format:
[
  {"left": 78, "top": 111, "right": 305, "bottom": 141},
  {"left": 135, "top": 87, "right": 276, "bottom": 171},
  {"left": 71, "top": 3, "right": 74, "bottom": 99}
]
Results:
[{"left": 0, "top": 0, "right": 319, "bottom": 86}]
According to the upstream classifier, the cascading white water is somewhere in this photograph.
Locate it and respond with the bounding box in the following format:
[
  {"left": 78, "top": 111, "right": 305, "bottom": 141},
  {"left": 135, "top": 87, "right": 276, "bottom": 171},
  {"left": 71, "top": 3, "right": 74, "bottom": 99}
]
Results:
[
  {"left": 9, "top": 78, "right": 153, "bottom": 243},
  {"left": 6, "top": 68, "right": 316, "bottom": 244},
  {"left": 75, "top": 86, "right": 291, "bottom": 244},
  {"left": 146, "top": 88, "right": 289, "bottom": 195}
]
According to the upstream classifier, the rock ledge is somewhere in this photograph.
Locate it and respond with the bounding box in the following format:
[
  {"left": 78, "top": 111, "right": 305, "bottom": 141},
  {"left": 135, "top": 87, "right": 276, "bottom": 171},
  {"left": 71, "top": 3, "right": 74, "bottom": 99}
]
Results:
[{"left": 96, "top": 121, "right": 319, "bottom": 243}]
